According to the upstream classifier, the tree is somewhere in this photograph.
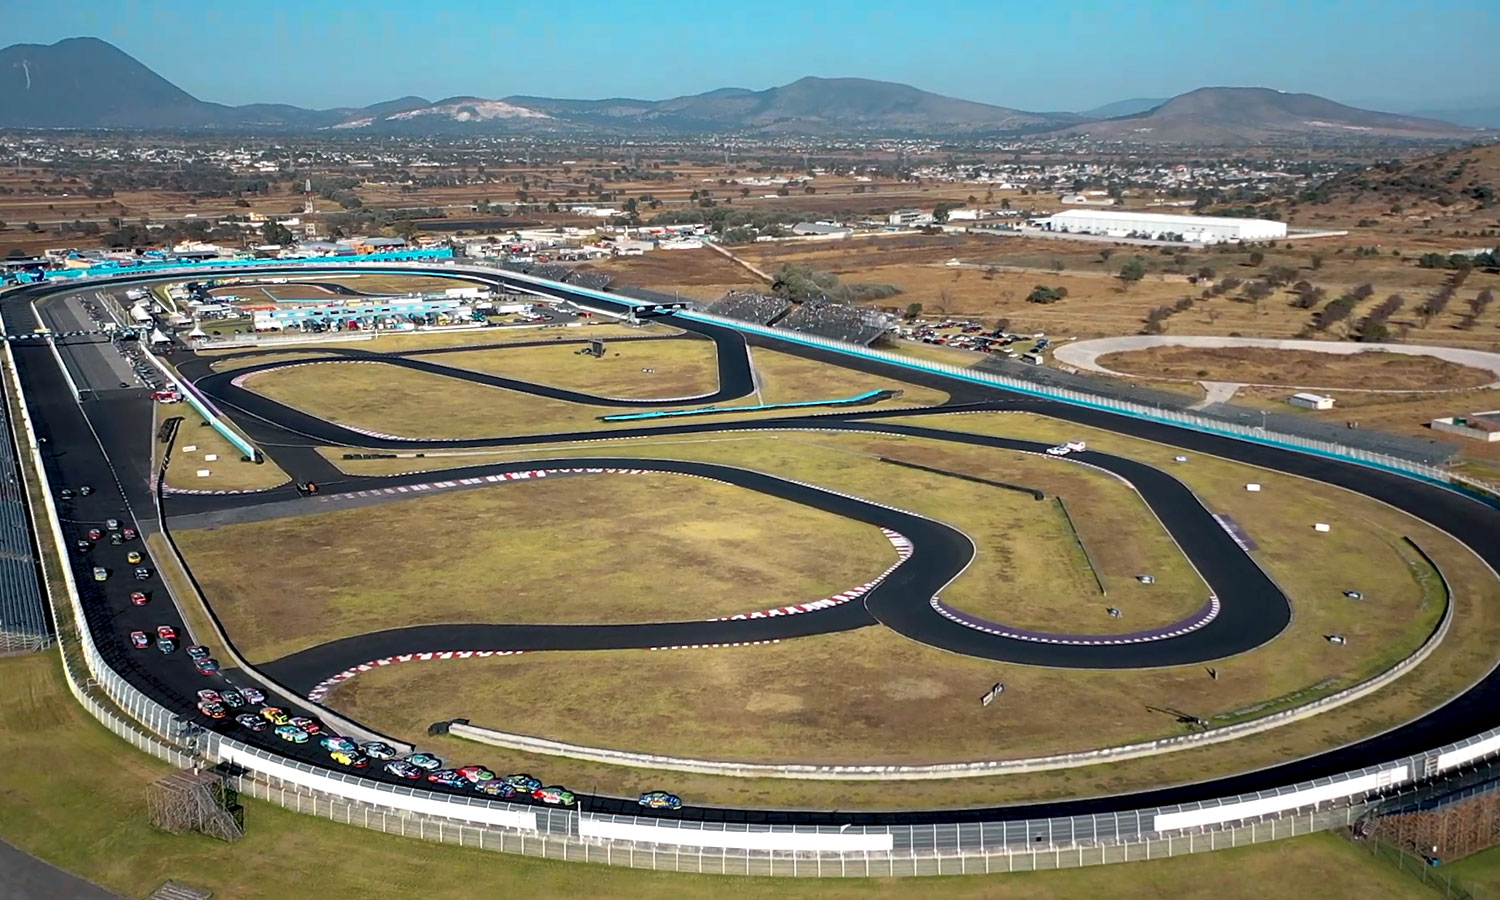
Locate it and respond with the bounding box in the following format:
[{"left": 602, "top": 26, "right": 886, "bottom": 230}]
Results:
[
  {"left": 1117, "top": 257, "right": 1147, "bottom": 289},
  {"left": 933, "top": 202, "right": 959, "bottom": 223},
  {"left": 392, "top": 219, "right": 418, "bottom": 241},
  {"left": 1098, "top": 248, "right": 1115, "bottom": 263},
  {"left": 1050, "top": 258, "right": 1064, "bottom": 273},
  {"left": 904, "top": 302, "right": 924, "bottom": 320},
  {"left": 259, "top": 220, "right": 293, "bottom": 245},
  {"left": 1197, "top": 265, "right": 1215, "bottom": 281},
  {"left": 1000, "top": 198, "right": 1011, "bottom": 211},
  {"left": 1027, "top": 285, "right": 1067, "bottom": 304},
  {"left": 1248, "top": 250, "right": 1265, "bottom": 267},
  {"left": 25, "top": 221, "right": 39, "bottom": 233}
]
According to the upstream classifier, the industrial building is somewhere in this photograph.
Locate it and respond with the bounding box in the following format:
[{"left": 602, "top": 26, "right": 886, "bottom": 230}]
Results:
[{"left": 1035, "top": 209, "right": 1288, "bottom": 243}]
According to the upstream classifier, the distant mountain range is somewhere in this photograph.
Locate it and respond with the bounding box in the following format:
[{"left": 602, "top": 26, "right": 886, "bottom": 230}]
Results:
[{"left": 0, "top": 38, "right": 1484, "bottom": 143}]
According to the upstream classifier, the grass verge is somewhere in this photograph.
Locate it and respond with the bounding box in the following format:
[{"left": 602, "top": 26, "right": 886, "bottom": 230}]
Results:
[
  {"left": 415, "top": 335, "right": 721, "bottom": 399},
  {"left": 174, "top": 472, "right": 894, "bottom": 663},
  {"left": 155, "top": 402, "right": 289, "bottom": 492}
]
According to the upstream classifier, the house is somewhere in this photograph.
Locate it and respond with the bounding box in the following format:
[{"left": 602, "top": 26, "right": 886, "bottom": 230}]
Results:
[
  {"left": 791, "top": 222, "right": 853, "bottom": 238},
  {"left": 888, "top": 208, "right": 934, "bottom": 227}
]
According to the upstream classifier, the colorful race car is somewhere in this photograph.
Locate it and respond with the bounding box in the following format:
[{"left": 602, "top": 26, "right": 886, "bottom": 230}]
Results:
[
  {"left": 320, "top": 735, "right": 358, "bottom": 753},
  {"left": 76, "top": 539, "right": 92, "bottom": 552},
  {"left": 218, "top": 689, "right": 244, "bottom": 708},
  {"left": 260, "top": 707, "right": 290, "bottom": 725},
  {"left": 194, "top": 658, "right": 220, "bottom": 675},
  {"left": 234, "top": 713, "right": 267, "bottom": 732},
  {"left": 129, "top": 630, "right": 149, "bottom": 649},
  {"left": 239, "top": 687, "right": 265, "bottom": 705},
  {"left": 87, "top": 528, "right": 102, "bottom": 541},
  {"left": 405, "top": 753, "right": 442, "bottom": 772},
  {"left": 637, "top": 791, "right": 683, "bottom": 810},
  {"left": 129, "top": 591, "right": 148, "bottom": 606},
  {"left": 275, "top": 725, "right": 310, "bottom": 743},
  {"left": 503, "top": 773, "right": 542, "bottom": 793},
  {"left": 78, "top": 485, "right": 93, "bottom": 496},
  {"left": 122, "top": 527, "right": 136, "bottom": 541},
  {"left": 475, "top": 780, "right": 519, "bottom": 798},
  {"left": 197, "top": 701, "right": 226, "bottom": 719},
  {"left": 92, "top": 567, "right": 108, "bottom": 582},
  {"left": 426, "top": 769, "right": 467, "bottom": 788},
  {"left": 384, "top": 760, "right": 423, "bottom": 780},
  {"left": 288, "top": 716, "right": 320, "bottom": 734},
  {"left": 126, "top": 551, "right": 143, "bottom": 564},
  {"left": 532, "top": 786, "right": 576, "bottom": 807},
  {"left": 196, "top": 689, "right": 221, "bottom": 704},
  {"left": 359, "top": 741, "right": 397, "bottom": 761},
  {"left": 457, "top": 765, "right": 496, "bottom": 783},
  {"left": 156, "top": 625, "right": 177, "bottom": 641},
  {"left": 186, "top": 645, "right": 210, "bottom": 662},
  {"left": 156, "top": 637, "right": 176, "bottom": 654},
  {"left": 134, "top": 567, "right": 151, "bottom": 581},
  {"left": 330, "top": 751, "right": 369, "bottom": 768}
]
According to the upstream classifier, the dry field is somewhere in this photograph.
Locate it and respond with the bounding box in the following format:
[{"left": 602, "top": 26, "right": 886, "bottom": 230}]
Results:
[
  {"left": 416, "top": 337, "right": 720, "bottom": 399},
  {"left": 578, "top": 250, "right": 761, "bottom": 299},
  {"left": 1098, "top": 347, "right": 1495, "bottom": 390}
]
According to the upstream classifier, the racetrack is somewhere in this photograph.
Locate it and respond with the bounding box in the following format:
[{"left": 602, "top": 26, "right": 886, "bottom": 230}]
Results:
[{"left": 8, "top": 264, "right": 1500, "bottom": 833}]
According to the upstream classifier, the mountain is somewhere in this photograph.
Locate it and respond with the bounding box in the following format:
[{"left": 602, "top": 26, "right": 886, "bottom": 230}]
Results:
[
  {"left": 1081, "top": 98, "right": 1168, "bottom": 118},
  {"left": 1408, "top": 105, "right": 1500, "bottom": 129},
  {"left": 0, "top": 36, "right": 216, "bottom": 127},
  {"left": 348, "top": 76, "right": 1081, "bottom": 135},
  {"left": 1052, "top": 87, "right": 1476, "bottom": 143}
]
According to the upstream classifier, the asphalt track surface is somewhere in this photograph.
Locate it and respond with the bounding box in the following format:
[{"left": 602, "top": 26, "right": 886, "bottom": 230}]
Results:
[{"left": 7, "top": 268, "right": 1500, "bottom": 831}]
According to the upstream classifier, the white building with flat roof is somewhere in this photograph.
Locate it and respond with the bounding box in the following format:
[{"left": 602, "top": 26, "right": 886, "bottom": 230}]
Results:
[{"left": 1036, "top": 209, "right": 1287, "bottom": 243}]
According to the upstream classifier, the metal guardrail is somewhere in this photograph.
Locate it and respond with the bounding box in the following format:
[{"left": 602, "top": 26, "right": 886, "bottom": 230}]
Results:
[{"left": 10, "top": 262, "right": 1500, "bottom": 875}]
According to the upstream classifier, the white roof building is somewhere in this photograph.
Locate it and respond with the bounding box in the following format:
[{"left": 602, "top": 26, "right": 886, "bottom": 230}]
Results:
[{"left": 1036, "top": 209, "right": 1287, "bottom": 243}]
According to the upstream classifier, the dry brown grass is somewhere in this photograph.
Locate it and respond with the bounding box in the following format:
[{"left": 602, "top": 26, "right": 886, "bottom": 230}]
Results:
[
  {"left": 417, "top": 337, "right": 720, "bottom": 399},
  {"left": 1098, "top": 347, "right": 1495, "bottom": 390},
  {"left": 176, "top": 472, "right": 894, "bottom": 663}
]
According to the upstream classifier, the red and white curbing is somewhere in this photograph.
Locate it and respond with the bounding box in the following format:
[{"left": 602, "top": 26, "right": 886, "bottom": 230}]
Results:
[
  {"left": 649, "top": 639, "right": 782, "bottom": 651},
  {"left": 928, "top": 594, "right": 1223, "bottom": 646},
  {"left": 709, "top": 529, "right": 913, "bottom": 621},
  {"left": 307, "top": 649, "right": 525, "bottom": 703}
]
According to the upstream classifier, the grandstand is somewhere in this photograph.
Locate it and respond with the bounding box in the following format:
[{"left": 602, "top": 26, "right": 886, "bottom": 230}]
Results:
[
  {"left": 565, "top": 270, "right": 614, "bottom": 291},
  {"left": 775, "top": 299, "right": 897, "bottom": 345},
  {"left": 0, "top": 392, "right": 49, "bottom": 655},
  {"left": 706, "top": 291, "right": 792, "bottom": 325}
]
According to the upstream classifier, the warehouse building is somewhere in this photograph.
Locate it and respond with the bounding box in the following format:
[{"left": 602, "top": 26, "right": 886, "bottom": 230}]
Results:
[{"left": 1035, "top": 209, "right": 1287, "bottom": 244}]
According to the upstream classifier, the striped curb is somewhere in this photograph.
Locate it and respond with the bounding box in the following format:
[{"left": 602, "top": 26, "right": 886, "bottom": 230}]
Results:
[
  {"left": 648, "top": 639, "right": 783, "bottom": 651},
  {"left": 928, "top": 594, "right": 1222, "bottom": 646},
  {"left": 709, "top": 529, "right": 913, "bottom": 620},
  {"left": 307, "top": 650, "right": 525, "bottom": 703}
]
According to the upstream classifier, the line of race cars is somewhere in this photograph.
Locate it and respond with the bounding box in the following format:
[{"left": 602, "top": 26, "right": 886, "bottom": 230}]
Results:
[{"left": 66, "top": 486, "right": 684, "bottom": 814}]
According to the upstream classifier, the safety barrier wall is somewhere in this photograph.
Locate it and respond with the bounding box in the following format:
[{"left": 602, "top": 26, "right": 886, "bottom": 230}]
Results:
[
  {"left": 12, "top": 263, "right": 1500, "bottom": 874},
  {"left": 140, "top": 351, "right": 259, "bottom": 462}
]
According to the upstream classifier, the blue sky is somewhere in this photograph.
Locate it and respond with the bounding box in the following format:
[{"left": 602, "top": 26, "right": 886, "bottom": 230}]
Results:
[{"left": 12, "top": 0, "right": 1499, "bottom": 111}]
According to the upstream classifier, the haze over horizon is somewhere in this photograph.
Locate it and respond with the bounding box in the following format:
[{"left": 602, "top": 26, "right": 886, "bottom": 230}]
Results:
[{"left": 9, "top": 0, "right": 1499, "bottom": 114}]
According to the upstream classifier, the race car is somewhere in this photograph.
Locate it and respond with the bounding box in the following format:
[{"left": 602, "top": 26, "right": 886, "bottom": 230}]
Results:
[
  {"left": 637, "top": 790, "right": 683, "bottom": 811},
  {"left": 234, "top": 713, "right": 267, "bottom": 732},
  {"left": 156, "top": 637, "right": 176, "bottom": 654},
  {"left": 129, "top": 630, "right": 149, "bottom": 649},
  {"left": 532, "top": 786, "right": 576, "bottom": 807},
  {"left": 288, "top": 716, "right": 320, "bottom": 735},
  {"left": 474, "top": 780, "right": 519, "bottom": 798},
  {"left": 79, "top": 485, "right": 93, "bottom": 496},
  {"left": 426, "top": 769, "right": 467, "bottom": 788},
  {"left": 239, "top": 687, "right": 265, "bottom": 705},
  {"left": 109, "top": 533, "right": 123, "bottom": 545},
  {"left": 457, "top": 765, "right": 496, "bottom": 783},
  {"left": 134, "top": 567, "right": 151, "bottom": 581},
  {"left": 129, "top": 591, "right": 148, "bottom": 606},
  {"left": 121, "top": 527, "right": 137, "bottom": 541},
  {"left": 275, "top": 724, "right": 310, "bottom": 743},
  {"left": 503, "top": 773, "right": 542, "bottom": 793},
  {"left": 185, "top": 645, "right": 210, "bottom": 662},
  {"left": 320, "top": 735, "right": 358, "bottom": 753},
  {"left": 60, "top": 489, "right": 74, "bottom": 500},
  {"left": 359, "top": 741, "right": 397, "bottom": 761},
  {"left": 330, "top": 751, "right": 369, "bottom": 768},
  {"left": 384, "top": 760, "right": 423, "bottom": 780},
  {"left": 126, "top": 551, "right": 143, "bottom": 565},
  {"left": 75, "top": 539, "right": 92, "bottom": 552},
  {"left": 92, "top": 567, "right": 108, "bottom": 582},
  {"left": 405, "top": 753, "right": 442, "bottom": 772},
  {"left": 105, "top": 518, "right": 119, "bottom": 531},
  {"left": 196, "top": 689, "right": 221, "bottom": 704},
  {"left": 197, "top": 701, "right": 226, "bottom": 719},
  {"left": 156, "top": 625, "right": 176, "bottom": 641},
  {"left": 87, "top": 528, "right": 102, "bottom": 541},
  {"left": 218, "top": 689, "right": 244, "bottom": 708},
  {"left": 260, "top": 707, "right": 290, "bottom": 725},
  {"left": 193, "top": 658, "right": 220, "bottom": 675}
]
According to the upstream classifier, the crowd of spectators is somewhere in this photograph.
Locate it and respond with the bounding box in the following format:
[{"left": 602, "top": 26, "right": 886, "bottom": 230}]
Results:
[
  {"left": 775, "top": 299, "right": 897, "bottom": 345},
  {"left": 705, "top": 291, "right": 792, "bottom": 325},
  {"left": 565, "top": 270, "right": 615, "bottom": 291}
]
